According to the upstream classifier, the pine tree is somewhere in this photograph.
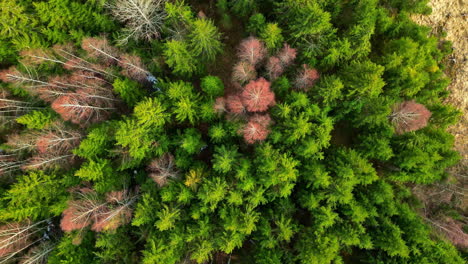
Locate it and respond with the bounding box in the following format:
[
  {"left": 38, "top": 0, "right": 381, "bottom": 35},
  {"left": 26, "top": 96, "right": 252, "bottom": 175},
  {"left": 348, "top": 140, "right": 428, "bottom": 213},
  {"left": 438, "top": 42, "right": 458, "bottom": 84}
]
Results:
[
  {"left": 133, "top": 97, "right": 169, "bottom": 129},
  {"left": 15, "top": 109, "right": 56, "bottom": 130},
  {"left": 200, "top": 76, "right": 224, "bottom": 97},
  {"left": 189, "top": 19, "right": 223, "bottom": 62},
  {"left": 260, "top": 23, "right": 284, "bottom": 51},
  {"left": 155, "top": 205, "right": 180, "bottom": 231},
  {"left": 164, "top": 40, "right": 198, "bottom": 76},
  {"left": 0, "top": 171, "right": 68, "bottom": 221},
  {"left": 212, "top": 145, "right": 239, "bottom": 174}
]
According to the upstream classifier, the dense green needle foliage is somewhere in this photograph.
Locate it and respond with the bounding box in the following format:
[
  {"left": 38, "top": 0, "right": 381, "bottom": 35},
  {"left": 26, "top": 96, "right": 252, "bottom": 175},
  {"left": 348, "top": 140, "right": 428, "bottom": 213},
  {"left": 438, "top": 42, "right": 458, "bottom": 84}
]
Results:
[{"left": 0, "top": 0, "right": 465, "bottom": 263}]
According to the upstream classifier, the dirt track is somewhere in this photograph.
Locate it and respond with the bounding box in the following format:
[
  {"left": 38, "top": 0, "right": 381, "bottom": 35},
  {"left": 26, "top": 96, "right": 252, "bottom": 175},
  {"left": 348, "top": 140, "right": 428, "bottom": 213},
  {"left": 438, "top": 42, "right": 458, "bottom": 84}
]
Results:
[{"left": 413, "top": 0, "right": 467, "bottom": 171}]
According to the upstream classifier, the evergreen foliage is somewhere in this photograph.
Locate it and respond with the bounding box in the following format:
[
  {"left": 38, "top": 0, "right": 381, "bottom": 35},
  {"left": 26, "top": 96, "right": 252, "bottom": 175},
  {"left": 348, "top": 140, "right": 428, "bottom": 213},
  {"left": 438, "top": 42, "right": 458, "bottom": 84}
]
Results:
[
  {"left": 0, "top": 0, "right": 465, "bottom": 263},
  {"left": 200, "top": 75, "right": 224, "bottom": 97}
]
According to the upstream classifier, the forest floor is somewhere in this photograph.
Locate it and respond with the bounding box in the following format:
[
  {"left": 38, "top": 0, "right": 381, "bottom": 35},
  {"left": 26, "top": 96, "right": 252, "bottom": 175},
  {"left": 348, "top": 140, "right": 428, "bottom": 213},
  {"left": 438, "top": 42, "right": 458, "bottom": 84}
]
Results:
[
  {"left": 413, "top": 0, "right": 467, "bottom": 171},
  {"left": 412, "top": 0, "right": 468, "bottom": 248}
]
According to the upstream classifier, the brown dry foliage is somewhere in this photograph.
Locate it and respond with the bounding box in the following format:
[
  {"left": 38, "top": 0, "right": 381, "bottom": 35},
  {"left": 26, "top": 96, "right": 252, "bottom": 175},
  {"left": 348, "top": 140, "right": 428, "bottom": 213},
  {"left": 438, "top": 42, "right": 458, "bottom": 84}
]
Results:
[
  {"left": 250, "top": 113, "right": 272, "bottom": 127},
  {"left": 51, "top": 94, "right": 113, "bottom": 126},
  {"left": 243, "top": 114, "right": 272, "bottom": 144},
  {"left": 23, "top": 153, "right": 75, "bottom": 171},
  {"left": 0, "top": 67, "right": 23, "bottom": 84},
  {"left": 35, "top": 129, "right": 81, "bottom": 155},
  {"left": 60, "top": 188, "right": 136, "bottom": 233},
  {"left": 266, "top": 56, "right": 283, "bottom": 81},
  {"left": 18, "top": 241, "right": 54, "bottom": 264},
  {"left": 237, "top": 37, "right": 267, "bottom": 66},
  {"left": 91, "top": 206, "right": 133, "bottom": 232},
  {"left": 119, "top": 54, "right": 148, "bottom": 83},
  {"left": 232, "top": 61, "right": 257, "bottom": 84},
  {"left": 5, "top": 133, "right": 37, "bottom": 153},
  {"left": 146, "top": 153, "right": 178, "bottom": 187},
  {"left": 19, "top": 49, "right": 55, "bottom": 66},
  {"left": 226, "top": 95, "right": 245, "bottom": 114},
  {"left": 0, "top": 221, "right": 34, "bottom": 258},
  {"left": 390, "top": 101, "right": 432, "bottom": 134},
  {"left": 277, "top": 44, "right": 297, "bottom": 67},
  {"left": 214, "top": 97, "right": 227, "bottom": 114},
  {"left": 81, "top": 37, "right": 120, "bottom": 66},
  {"left": 295, "top": 64, "right": 320, "bottom": 91},
  {"left": 426, "top": 217, "right": 468, "bottom": 249},
  {"left": 241, "top": 77, "right": 275, "bottom": 112}
]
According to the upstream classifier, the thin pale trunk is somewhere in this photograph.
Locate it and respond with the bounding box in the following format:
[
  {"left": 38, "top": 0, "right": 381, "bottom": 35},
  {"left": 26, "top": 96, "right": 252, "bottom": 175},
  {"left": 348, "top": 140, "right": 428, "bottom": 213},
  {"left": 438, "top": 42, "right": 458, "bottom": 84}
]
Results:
[
  {"left": 88, "top": 44, "right": 149, "bottom": 74},
  {"left": 26, "top": 154, "right": 73, "bottom": 169},
  {"left": 58, "top": 104, "right": 116, "bottom": 110}
]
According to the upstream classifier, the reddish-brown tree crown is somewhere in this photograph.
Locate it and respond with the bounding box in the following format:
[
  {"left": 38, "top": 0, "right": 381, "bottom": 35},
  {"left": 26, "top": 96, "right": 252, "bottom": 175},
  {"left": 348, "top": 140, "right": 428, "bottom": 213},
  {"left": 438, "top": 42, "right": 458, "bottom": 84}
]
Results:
[
  {"left": 0, "top": 222, "right": 33, "bottom": 258},
  {"left": 237, "top": 37, "right": 267, "bottom": 66},
  {"left": 226, "top": 95, "right": 246, "bottom": 114},
  {"left": 60, "top": 188, "right": 136, "bottom": 233},
  {"left": 295, "top": 64, "right": 320, "bottom": 91},
  {"left": 232, "top": 61, "right": 257, "bottom": 84},
  {"left": 266, "top": 56, "right": 283, "bottom": 81},
  {"left": 214, "top": 97, "right": 227, "bottom": 114},
  {"left": 277, "top": 44, "right": 297, "bottom": 67},
  {"left": 390, "top": 101, "right": 432, "bottom": 134},
  {"left": 146, "top": 153, "right": 178, "bottom": 187},
  {"left": 241, "top": 78, "right": 275, "bottom": 112},
  {"left": 242, "top": 114, "right": 272, "bottom": 144}
]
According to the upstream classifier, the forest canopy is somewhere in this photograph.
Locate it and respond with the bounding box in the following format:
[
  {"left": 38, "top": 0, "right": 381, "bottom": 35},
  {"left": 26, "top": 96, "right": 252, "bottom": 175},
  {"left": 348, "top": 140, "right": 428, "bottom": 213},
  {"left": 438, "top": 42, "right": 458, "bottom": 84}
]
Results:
[{"left": 0, "top": 0, "right": 466, "bottom": 263}]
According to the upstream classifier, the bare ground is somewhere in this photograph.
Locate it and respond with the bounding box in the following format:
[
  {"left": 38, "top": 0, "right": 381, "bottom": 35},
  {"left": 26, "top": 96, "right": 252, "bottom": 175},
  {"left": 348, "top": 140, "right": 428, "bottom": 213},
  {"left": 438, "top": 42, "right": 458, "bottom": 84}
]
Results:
[
  {"left": 412, "top": 0, "right": 468, "bottom": 249},
  {"left": 413, "top": 0, "right": 467, "bottom": 165}
]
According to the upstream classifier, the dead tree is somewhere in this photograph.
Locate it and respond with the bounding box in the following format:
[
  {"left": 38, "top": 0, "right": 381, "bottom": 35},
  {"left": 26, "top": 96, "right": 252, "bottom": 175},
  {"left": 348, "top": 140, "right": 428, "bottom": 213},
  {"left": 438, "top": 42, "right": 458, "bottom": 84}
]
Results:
[
  {"left": 146, "top": 153, "right": 179, "bottom": 187},
  {"left": 0, "top": 220, "right": 48, "bottom": 263},
  {"left": 18, "top": 241, "right": 55, "bottom": 264},
  {"left": 294, "top": 64, "right": 319, "bottom": 91},
  {"left": 237, "top": 37, "right": 267, "bottom": 66},
  {"left": 5, "top": 133, "right": 38, "bottom": 153},
  {"left": 61, "top": 188, "right": 137, "bottom": 233},
  {"left": 0, "top": 155, "right": 26, "bottom": 176},
  {"left": 81, "top": 38, "right": 121, "bottom": 66},
  {"left": 92, "top": 190, "right": 137, "bottom": 232},
  {"left": 232, "top": 61, "right": 257, "bottom": 84},
  {"left": 242, "top": 114, "right": 272, "bottom": 144},
  {"left": 277, "top": 44, "right": 297, "bottom": 67},
  {"left": 81, "top": 38, "right": 150, "bottom": 82},
  {"left": 19, "top": 48, "right": 115, "bottom": 80},
  {"left": 105, "top": 0, "right": 167, "bottom": 44},
  {"left": 424, "top": 217, "right": 468, "bottom": 249},
  {"left": 51, "top": 93, "right": 115, "bottom": 126},
  {"left": 0, "top": 92, "right": 42, "bottom": 127},
  {"left": 241, "top": 77, "right": 275, "bottom": 112},
  {"left": 389, "top": 101, "right": 432, "bottom": 134},
  {"left": 226, "top": 95, "right": 246, "bottom": 114},
  {"left": 214, "top": 97, "right": 227, "bottom": 114},
  {"left": 60, "top": 189, "right": 108, "bottom": 232},
  {"left": 35, "top": 128, "right": 82, "bottom": 155},
  {"left": 23, "top": 154, "right": 75, "bottom": 171},
  {"left": 266, "top": 56, "right": 283, "bottom": 81}
]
